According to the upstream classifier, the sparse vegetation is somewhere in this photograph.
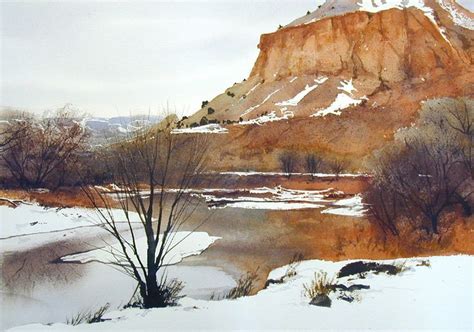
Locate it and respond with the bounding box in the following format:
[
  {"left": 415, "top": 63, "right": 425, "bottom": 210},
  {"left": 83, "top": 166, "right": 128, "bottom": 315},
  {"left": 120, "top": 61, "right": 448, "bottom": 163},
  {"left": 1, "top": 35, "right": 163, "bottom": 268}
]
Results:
[
  {"left": 279, "top": 151, "right": 297, "bottom": 178},
  {"left": 303, "top": 271, "right": 335, "bottom": 299},
  {"left": 305, "top": 153, "right": 322, "bottom": 179},
  {"left": 66, "top": 303, "right": 110, "bottom": 326},
  {"left": 329, "top": 159, "right": 346, "bottom": 180},
  {"left": 0, "top": 106, "right": 89, "bottom": 188},
  {"left": 200, "top": 116, "right": 209, "bottom": 126},
  {"left": 365, "top": 98, "right": 473, "bottom": 235},
  {"left": 225, "top": 270, "right": 259, "bottom": 300},
  {"left": 265, "top": 253, "right": 304, "bottom": 288},
  {"left": 207, "top": 107, "right": 215, "bottom": 115}
]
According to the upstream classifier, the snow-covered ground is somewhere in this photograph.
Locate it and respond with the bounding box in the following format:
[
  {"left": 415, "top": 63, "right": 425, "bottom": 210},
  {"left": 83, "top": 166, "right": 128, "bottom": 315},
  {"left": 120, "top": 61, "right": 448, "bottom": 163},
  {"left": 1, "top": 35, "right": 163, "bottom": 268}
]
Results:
[
  {"left": 171, "top": 124, "right": 228, "bottom": 134},
  {"left": 13, "top": 255, "right": 473, "bottom": 331}
]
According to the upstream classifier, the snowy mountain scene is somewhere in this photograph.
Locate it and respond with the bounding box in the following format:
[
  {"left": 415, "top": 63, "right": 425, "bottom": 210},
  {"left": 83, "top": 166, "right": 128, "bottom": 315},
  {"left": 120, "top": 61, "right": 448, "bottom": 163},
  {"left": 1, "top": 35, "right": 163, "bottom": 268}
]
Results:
[{"left": 0, "top": 0, "right": 473, "bottom": 331}]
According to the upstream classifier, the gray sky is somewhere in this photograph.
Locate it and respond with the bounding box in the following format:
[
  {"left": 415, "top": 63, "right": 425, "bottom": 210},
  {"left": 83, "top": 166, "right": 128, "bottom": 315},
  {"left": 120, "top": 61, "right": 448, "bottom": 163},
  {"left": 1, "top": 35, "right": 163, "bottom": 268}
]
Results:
[{"left": 1, "top": 0, "right": 473, "bottom": 117}]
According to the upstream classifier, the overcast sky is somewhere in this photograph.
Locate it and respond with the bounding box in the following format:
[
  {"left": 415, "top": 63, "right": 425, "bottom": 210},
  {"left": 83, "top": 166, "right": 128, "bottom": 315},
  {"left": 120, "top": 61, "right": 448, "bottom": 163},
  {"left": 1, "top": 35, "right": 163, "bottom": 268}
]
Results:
[{"left": 1, "top": 0, "right": 472, "bottom": 117}]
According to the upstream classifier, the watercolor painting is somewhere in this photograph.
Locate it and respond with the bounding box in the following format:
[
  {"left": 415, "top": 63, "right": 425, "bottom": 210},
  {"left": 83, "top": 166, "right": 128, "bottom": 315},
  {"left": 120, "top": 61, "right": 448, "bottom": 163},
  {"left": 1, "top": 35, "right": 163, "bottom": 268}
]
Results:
[{"left": 1, "top": 0, "right": 473, "bottom": 330}]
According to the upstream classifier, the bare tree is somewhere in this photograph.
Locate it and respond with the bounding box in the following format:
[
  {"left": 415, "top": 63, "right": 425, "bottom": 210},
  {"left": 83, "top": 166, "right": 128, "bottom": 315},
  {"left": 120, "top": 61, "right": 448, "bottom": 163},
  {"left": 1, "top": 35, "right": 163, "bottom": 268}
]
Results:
[
  {"left": 83, "top": 120, "right": 209, "bottom": 308},
  {"left": 1, "top": 107, "right": 89, "bottom": 188},
  {"left": 329, "top": 159, "right": 346, "bottom": 180},
  {"left": 305, "top": 153, "right": 322, "bottom": 180},
  {"left": 279, "top": 151, "right": 297, "bottom": 178}
]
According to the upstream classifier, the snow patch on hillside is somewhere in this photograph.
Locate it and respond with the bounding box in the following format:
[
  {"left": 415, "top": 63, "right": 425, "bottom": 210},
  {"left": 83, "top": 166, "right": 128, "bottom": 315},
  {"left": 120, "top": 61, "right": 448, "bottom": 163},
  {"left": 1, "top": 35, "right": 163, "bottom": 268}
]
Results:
[
  {"left": 313, "top": 93, "right": 364, "bottom": 117},
  {"left": 172, "top": 124, "right": 228, "bottom": 134},
  {"left": 337, "top": 79, "right": 357, "bottom": 94},
  {"left": 60, "top": 232, "right": 221, "bottom": 266},
  {"left": 312, "top": 79, "right": 366, "bottom": 117},
  {"left": 238, "top": 108, "right": 294, "bottom": 126},
  {"left": 242, "top": 89, "right": 281, "bottom": 116},
  {"left": 276, "top": 77, "right": 328, "bottom": 107},
  {"left": 438, "top": 0, "right": 474, "bottom": 30},
  {"left": 358, "top": 0, "right": 453, "bottom": 42}
]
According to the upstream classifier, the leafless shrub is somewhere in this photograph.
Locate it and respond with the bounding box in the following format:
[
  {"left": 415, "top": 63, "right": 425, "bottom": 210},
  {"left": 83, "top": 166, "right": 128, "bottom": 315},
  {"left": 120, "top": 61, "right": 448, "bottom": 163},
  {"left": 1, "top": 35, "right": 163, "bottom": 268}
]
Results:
[
  {"left": 225, "top": 270, "right": 259, "bottom": 299},
  {"left": 365, "top": 97, "right": 473, "bottom": 235},
  {"left": 279, "top": 151, "right": 297, "bottom": 178},
  {"left": 329, "top": 159, "right": 346, "bottom": 180},
  {"left": 305, "top": 153, "right": 322, "bottom": 180},
  {"left": 0, "top": 106, "right": 89, "bottom": 188}
]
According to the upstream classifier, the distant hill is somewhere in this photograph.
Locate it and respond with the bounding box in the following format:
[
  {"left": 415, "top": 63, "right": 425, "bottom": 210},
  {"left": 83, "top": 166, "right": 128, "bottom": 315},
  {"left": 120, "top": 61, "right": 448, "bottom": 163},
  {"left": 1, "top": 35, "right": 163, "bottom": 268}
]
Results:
[{"left": 84, "top": 115, "right": 163, "bottom": 145}]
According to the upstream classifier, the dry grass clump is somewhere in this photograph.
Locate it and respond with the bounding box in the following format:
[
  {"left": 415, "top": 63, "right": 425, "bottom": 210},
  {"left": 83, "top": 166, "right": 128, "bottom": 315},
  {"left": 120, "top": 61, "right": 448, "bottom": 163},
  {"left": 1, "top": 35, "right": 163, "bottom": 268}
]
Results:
[
  {"left": 284, "top": 252, "right": 304, "bottom": 279},
  {"left": 303, "top": 271, "right": 335, "bottom": 299},
  {"left": 225, "top": 270, "right": 259, "bottom": 300},
  {"left": 66, "top": 303, "right": 110, "bottom": 326}
]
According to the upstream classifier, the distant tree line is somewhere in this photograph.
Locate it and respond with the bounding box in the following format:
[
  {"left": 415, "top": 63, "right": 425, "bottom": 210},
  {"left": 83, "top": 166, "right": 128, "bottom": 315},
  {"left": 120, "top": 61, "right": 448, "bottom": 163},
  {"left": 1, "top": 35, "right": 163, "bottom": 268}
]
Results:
[{"left": 278, "top": 150, "right": 347, "bottom": 179}]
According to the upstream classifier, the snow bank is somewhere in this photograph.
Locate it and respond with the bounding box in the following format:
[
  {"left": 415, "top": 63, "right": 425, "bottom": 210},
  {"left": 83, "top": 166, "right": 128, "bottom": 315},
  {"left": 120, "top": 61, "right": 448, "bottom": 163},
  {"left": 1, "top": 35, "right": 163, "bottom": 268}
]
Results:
[
  {"left": 60, "top": 231, "right": 220, "bottom": 266},
  {"left": 15, "top": 255, "right": 472, "bottom": 330},
  {"left": 276, "top": 77, "right": 328, "bottom": 107},
  {"left": 321, "top": 194, "right": 367, "bottom": 217},
  {"left": 196, "top": 186, "right": 366, "bottom": 215},
  {"left": 171, "top": 124, "right": 228, "bottom": 134}
]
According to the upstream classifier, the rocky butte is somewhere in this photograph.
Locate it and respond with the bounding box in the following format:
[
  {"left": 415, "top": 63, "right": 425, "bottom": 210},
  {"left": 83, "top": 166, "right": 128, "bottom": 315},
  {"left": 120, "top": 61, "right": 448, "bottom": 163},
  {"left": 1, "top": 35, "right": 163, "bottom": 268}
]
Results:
[{"left": 174, "top": 0, "right": 474, "bottom": 171}]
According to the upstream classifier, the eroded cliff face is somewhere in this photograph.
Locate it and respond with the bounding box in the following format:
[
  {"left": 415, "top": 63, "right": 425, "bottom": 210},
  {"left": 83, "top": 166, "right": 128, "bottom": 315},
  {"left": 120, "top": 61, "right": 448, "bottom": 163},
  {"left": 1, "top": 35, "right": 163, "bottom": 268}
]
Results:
[
  {"left": 176, "top": 2, "right": 474, "bottom": 171},
  {"left": 250, "top": 8, "right": 470, "bottom": 85}
]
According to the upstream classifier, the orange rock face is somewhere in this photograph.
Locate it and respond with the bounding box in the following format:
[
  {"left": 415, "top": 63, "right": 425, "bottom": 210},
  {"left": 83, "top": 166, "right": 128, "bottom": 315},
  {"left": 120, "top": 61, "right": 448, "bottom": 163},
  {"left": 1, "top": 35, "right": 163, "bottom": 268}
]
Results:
[{"left": 250, "top": 8, "right": 470, "bottom": 85}]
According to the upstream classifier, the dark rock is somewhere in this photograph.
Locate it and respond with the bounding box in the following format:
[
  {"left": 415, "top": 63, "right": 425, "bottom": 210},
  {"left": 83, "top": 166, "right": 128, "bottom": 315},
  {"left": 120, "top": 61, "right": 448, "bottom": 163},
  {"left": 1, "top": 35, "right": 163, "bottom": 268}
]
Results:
[
  {"left": 347, "top": 284, "right": 370, "bottom": 292},
  {"left": 309, "top": 294, "right": 332, "bottom": 307},
  {"left": 333, "top": 283, "right": 370, "bottom": 292},
  {"left": 333, "top": 284, "right": 348, "bottom": 291},
  {"left": 338, "top": 294, "right": 354, "bottom": 303},
  {"left": 338, "top": 261, "right": 398, "bottom": 278},
  {"left": 264, "top": 278, "right": 283, "bottom": 288}
]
